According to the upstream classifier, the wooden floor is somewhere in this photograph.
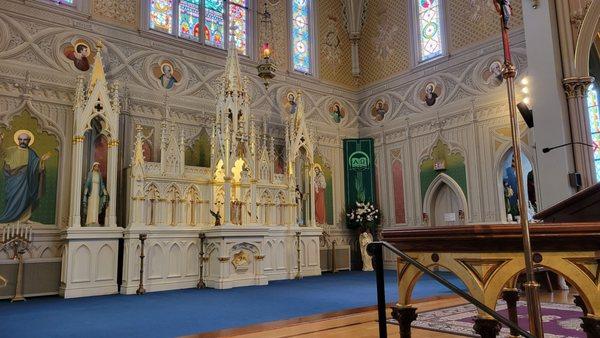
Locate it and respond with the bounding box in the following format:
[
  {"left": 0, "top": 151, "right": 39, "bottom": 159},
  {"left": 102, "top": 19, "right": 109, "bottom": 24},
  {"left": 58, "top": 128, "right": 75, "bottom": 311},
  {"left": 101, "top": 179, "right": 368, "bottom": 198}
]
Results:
[{"left": 188, "top": 290, "right": 576, "bottom": 338}]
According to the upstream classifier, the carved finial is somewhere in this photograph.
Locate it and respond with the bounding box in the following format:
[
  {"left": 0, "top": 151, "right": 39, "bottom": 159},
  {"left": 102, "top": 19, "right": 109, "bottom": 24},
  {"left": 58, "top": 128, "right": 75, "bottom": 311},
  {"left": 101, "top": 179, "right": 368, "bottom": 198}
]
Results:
[
  {"left": 132, "top": 124, "right": 146, "bottom": 178},
  {"left": 13, "top": 71, "right": 39, "bottom": 99}
]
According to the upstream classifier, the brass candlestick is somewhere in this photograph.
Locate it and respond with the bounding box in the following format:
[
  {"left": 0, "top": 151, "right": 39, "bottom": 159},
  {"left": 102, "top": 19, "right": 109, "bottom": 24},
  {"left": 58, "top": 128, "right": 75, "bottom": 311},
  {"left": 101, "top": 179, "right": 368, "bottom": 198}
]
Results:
[
  {"left": 492, "top": 1, "right": 543, "bottom": 336},
  {"left": 295, "top": 231, "right": 302, "bottom": 279},
  {"left": 197, "top": 233, "right": 206, "bottom": 289},
  {"left": 1, "top": 225, "right": 32, "bottom": 302},
  {"left": 136, "top": 233, "right": 147, "bottom": 295}
]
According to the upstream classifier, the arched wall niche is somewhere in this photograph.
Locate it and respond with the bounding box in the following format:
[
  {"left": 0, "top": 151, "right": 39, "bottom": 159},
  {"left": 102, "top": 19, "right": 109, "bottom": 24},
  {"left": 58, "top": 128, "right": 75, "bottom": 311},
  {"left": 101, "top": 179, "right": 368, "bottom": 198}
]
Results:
[
  {"left": 494, "top": 145, "right": 538, "bottom": 223},
  {"left": 422, "top": 173, "right": 468, "bottom": 226}
]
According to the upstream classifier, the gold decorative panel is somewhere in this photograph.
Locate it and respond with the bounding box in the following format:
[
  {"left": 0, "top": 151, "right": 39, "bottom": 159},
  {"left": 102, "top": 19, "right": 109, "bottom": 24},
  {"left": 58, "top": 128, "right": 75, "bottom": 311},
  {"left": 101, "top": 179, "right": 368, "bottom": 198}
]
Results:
[
  {"left": 358, "top": 0, "right": 410, "bottom": 87},
  {"left": 92, "top": 0, "right": 139, "bottom": 29},
  {"left": 448, "top": 0, "right": 523, "bottom": 53},
  {"left": 318, "top": 0, "right": 355, "bottom": 88}
]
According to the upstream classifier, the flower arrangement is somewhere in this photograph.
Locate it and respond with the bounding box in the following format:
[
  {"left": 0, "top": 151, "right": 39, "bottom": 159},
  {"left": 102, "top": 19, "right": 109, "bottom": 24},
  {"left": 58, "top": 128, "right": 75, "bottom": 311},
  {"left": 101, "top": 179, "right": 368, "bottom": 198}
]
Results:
[{"left": 346, "top": 202, "right": 381, "bottom": 232}]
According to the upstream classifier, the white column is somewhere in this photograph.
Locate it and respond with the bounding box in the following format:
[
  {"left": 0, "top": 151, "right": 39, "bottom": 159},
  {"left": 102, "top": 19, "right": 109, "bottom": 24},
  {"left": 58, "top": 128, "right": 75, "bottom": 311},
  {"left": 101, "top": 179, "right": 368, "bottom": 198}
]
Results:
[
  {"left": 523, "top": 1, "right": 576, "bottom": 208},
  {"left": 69, "top": 136, "right": 85, "bottom": 227},
  {"left": 250, "top": 180, "right": 257, "bottom": 225},
  {"left": 309, "top": 167, "right": 316, "bottom": 227},
  {"left": 224, "top": 178, "right": 232, "bottom": 224},
  {"left": 106, "top": 139, "right": 119, "bottom": 227}
]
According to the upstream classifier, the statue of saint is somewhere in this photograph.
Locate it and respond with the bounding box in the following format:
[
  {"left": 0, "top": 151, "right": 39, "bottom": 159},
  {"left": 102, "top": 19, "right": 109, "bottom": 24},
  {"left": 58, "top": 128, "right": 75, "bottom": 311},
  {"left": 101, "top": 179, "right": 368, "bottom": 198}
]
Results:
[
  {"left": 359, "top": 231, "right": 374, "bottom": 271},
  {"left": 0, "top": 130, "right": 51, "bottom": 223},
  {"left": 295, "top": 185, "right": 304, "bottom": 225},
  {"left": 82, "top": 162, "right": 108, "bottom": 226}
]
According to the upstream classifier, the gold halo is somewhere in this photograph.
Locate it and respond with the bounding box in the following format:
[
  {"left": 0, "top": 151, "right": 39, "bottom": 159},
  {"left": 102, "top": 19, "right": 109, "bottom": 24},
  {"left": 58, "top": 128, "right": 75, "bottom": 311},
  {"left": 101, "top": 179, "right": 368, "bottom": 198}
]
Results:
[
  {"left": 13, "top": 130, "right": 35, "bottom": 146},
  {"left": 159, "top": 60, "right": 174, "bottom": 74}
]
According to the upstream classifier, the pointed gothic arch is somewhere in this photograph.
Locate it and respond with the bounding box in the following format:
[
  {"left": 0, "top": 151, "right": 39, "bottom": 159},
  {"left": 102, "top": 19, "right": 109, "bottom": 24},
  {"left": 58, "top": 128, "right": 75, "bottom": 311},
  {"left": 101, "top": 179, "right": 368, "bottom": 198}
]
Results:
[{"left": 422, "top": 173, "right": 468, "bottom": 226}]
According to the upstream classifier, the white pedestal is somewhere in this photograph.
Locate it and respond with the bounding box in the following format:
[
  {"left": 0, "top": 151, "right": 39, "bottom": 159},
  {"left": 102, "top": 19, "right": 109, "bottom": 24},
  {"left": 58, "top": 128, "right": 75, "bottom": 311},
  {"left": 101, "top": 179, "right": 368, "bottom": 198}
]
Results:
[
  {"left": 120, "top": 227, "right": 200, "bottom": 295},
  {"left": 204, "top": 224, "right": 270, "bottom": 289},
  {"left": 59, "top": 227, "right": 123, "bottom": 299}
]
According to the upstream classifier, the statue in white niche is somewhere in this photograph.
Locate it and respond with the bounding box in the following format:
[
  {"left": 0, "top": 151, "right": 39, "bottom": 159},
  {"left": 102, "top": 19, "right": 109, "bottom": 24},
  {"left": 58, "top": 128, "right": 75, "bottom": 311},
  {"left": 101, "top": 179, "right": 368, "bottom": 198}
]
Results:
[
  {"left": 359, "top": 231, "right": 374, "bottom": 271},
  {"left": 82, "top": 162, "right": 109, "bottom": 226}
]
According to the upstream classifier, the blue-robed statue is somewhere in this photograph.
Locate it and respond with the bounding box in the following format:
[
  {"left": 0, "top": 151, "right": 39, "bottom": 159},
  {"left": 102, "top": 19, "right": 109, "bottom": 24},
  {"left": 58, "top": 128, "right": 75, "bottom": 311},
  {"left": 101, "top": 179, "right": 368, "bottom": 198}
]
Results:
[
  {"left": 82, "top": 162, "right": 108, "bottom": 226},
  {"left": 0, "top": 130, "right": 50, "bottom": 223}
]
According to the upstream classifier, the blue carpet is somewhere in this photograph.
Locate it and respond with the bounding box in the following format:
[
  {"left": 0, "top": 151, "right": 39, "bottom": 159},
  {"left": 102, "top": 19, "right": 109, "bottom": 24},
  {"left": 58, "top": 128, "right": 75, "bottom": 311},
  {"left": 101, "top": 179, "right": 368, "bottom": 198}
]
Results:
[{"left": 0, "top": 270, "right": 465, "bottom": 338}]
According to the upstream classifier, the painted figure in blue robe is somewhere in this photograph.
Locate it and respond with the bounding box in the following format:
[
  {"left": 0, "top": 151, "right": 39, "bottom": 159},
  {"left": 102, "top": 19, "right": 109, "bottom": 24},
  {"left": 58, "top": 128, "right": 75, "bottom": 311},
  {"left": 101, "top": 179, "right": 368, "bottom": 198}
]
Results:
[
  {"left": 82, "top": 162, "right": 108, "bottom": 226},
  {"left": 159, "top": 64, "right": 177, "bottom": 90},
  {"left": 0, "top": 130, "right": 51, "bottom": 223}
]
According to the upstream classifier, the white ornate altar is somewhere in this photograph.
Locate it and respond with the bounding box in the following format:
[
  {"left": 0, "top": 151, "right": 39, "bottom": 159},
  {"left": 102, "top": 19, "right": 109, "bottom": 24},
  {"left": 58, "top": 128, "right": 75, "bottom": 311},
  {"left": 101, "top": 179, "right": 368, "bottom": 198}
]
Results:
[
  {"left": 59, "top": 45, "right": 123, "bottom": 299},
  {"left": 120, "top": 45, "right": 321, "bottom": 293}
]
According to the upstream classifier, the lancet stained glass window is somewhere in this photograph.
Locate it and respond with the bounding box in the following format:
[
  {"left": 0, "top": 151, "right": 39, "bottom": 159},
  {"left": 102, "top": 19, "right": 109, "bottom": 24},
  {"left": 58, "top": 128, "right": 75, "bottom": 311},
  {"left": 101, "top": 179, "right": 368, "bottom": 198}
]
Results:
[
  {"left": 587, "top": 83, "right": 600, "bottom": 182},
  {"left": 149, "top": 0, "right": 249, "bottom": 55},
  {"left": 417, "top": 0, "right": 443, "bottom": 62},
  {"left": 292, "top": 0, "right": 311, "bottom": 73},
  {"left": 150, "top": 0, "right": 174, "bottom": 33},
  {"left": 179, "top": 0, "right": 200, "bottom": 41}
]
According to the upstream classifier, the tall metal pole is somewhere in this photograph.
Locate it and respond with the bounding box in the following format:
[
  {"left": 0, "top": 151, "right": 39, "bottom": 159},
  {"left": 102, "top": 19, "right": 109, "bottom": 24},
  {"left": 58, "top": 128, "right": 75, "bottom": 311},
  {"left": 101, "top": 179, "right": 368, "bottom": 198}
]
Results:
[{"left": 492, "top": 1, "right": 543, "bottom": 336}]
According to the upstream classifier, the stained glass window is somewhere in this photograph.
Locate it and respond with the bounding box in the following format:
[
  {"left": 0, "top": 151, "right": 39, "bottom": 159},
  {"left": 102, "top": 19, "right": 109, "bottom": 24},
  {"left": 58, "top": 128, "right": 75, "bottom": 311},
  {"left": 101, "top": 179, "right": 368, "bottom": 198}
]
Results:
[
  {"left": 292, "top": 0, "right": 311, "bottom": 73},
  {"left": 150, "top": 0, "right": 174, "bottom": 33},
  {"left": 51, "top": 0, "right": 74, "bottom": 4},
  {"left": 204, "top": 0, "right": 225, "bottom": 48},
  {"left": 587, "top": 83, "right": 600, "bottom": 182},
  {"left": 228, "top": 0, "right": 248, "bottom": 55},
  {"left": 179, "top": 0, "right": 200, "bottom": 41},
  {"left": 149, "top": 0, "right": 249, "bottom": 55},
  {"left": 416, "top": 0, "right": 443, "bottom": 62}
]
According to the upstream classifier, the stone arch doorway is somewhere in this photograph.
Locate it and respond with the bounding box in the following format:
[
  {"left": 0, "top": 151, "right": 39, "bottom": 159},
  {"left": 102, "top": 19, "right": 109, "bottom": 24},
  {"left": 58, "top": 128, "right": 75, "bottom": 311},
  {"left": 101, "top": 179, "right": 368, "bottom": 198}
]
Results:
[{"left": 423, "top": 174, "right": 467, "bottom": 226}]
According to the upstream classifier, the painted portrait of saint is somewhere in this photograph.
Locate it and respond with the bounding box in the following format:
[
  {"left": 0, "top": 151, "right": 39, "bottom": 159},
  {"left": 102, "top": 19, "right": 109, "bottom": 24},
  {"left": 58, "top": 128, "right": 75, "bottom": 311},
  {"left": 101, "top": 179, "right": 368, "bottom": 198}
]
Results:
[
  {"left": 0, "top": 129, "right": 52, "bottom": 223},
  {"left": 370, "top": 99, "right": 389, "bottom": 121},
  {"left": 329, "top": 102, "right": 346, "bottom": 123},
  {"left": 63, "top": 41, "right": 95, "bottom": 72},
  {"left": 285, "top": 92, "right": 298, "bottom": 115},
  {"left": 152, "top": 61, "right": 182, "bottom": 90},
  {"left": 419, "top": 82, "right": 441, "bottom": 107},
  {"left": 314, "top": 164, "right": 327, "bottom": 224},
  {"left": 483, "top": 60, "right": 504, "bottom": 87}
]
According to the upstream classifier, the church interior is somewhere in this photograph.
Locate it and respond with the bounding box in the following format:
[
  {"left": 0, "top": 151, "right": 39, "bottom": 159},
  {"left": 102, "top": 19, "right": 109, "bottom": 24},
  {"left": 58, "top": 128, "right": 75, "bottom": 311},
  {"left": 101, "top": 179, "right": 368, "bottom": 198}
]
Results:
[{"left": 0, "top": 0, "right": 599, "bottom": 337}]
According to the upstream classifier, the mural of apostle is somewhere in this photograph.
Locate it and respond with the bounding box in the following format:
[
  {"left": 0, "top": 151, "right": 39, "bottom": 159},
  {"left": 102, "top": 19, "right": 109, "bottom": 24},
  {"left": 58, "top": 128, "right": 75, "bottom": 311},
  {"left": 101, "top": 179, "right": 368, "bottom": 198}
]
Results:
[
  {"left": 482, "top": 60, "right": 504, "bottom": 87},
  {"left": 0, "top": 130, "right": 51, "bottom": 223},
  {"left": 370, "top": 99, "right": 389, "bottom": 121},
  {"left": 64, "top": 42, "right": 93, "bottom": 72},
  {"left": 82, "top": 162, "right": 109, "bottom": 226},
  {"left": 287, "top": 92, "right": 297, "bottom": 115},
  {"left": 419, "top": 82, "right": 441, "bottom": 107},
  {"left": 329, "top": 102, "right": 346, "bottom": 124},
  {"left": 314, "top": 165, "right": 327, "bottom": 224},
  {"left": 152, "top": 61, "right": 182, "bottom": 90}
]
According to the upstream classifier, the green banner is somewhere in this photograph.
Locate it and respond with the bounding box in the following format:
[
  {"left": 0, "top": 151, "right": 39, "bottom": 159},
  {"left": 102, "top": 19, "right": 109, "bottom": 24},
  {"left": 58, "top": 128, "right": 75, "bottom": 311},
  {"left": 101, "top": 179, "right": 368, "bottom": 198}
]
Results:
[{"left": 343, "top": 138, "right": 376, "bottom": 209}]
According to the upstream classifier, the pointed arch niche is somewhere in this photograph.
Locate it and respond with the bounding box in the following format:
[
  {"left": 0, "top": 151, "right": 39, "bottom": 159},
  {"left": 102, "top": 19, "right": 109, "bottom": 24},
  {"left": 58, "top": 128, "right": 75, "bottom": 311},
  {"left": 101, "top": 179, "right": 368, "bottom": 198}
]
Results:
[
  {"left": 419, "top": 139, "right": 467, "bottom": 226},
  {"left": 496, "top": 147, "right": 537, "bottom": 222},
  {"left": 423, "top": 174, "right": 468, "bottom": 226}
]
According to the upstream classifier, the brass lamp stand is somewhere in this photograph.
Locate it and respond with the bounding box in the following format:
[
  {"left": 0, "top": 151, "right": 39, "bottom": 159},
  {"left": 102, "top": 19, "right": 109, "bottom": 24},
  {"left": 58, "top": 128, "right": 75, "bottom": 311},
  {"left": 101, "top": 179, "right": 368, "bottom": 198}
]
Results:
[
  {"left": 1, "top": 225, "right": 32, "bottom": 302},
  {"left": 295, "top": 231, "right": 302, "bottom": 279},
  {"left": 197, "top": 233, "right": 206, "bottom": 289},
  {"left": 136, "top": 233, "right": 147, "bottom": 295},
  {"left": 492, "top": 1, "right": 543, "bottom": 336}
]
